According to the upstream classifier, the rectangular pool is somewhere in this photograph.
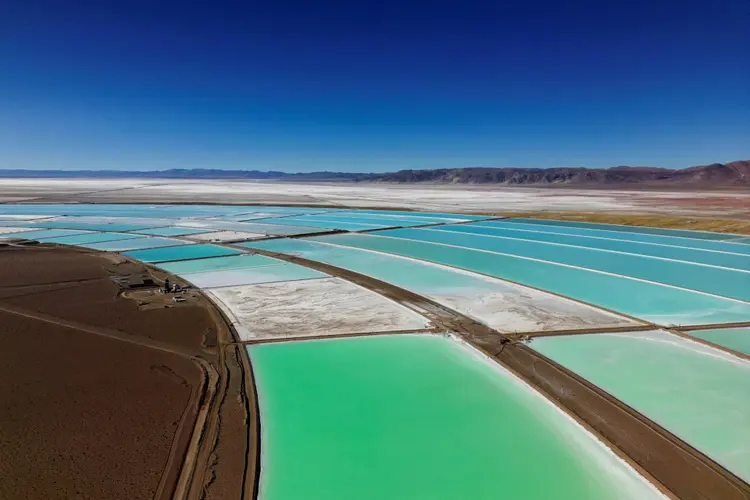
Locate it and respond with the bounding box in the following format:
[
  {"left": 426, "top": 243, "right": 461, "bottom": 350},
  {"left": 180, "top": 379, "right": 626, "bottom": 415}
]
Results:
[
  {"left": 41, "top": 232, "right": 146, "bottom": 245},
  {"left": 531, "top": 330, "right": 750, "bottom": 482},
  {"left": 441, "top": 223, "right": 750, "bottom": 271},
  {"left": 249, "top": 334, "right": 662, "bottom": 500},
  {"left": 683, "top": 327, "right": 750, "bottom": 356},
  {"left": 156, "top": 253, "right": 282, "bottom": 275},
  {"left": 482, "top": 220, "right": 750, "bottom": 256},
  {"left": 123, "top": 243, "right": 242, "bottom": 263},
  {"left": 373, "top": 228, "right": 750, "bottom": 301},
  {"left": 181, "top": 262, "right": 327, "bottom": 288},
  {"left": 84, "top": 237, "right": 187, "bottom": 252}
]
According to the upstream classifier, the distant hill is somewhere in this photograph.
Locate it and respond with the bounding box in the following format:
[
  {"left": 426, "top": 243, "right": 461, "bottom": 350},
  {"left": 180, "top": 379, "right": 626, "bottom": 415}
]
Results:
[{"left": 0, "top": 160, "right": 748, "bottom": 187}]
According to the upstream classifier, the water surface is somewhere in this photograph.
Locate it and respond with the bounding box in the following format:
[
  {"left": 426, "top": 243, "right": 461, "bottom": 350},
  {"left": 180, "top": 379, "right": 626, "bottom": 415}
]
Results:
[
  {"left": 532, "top": 330, "right": 750, "bottom": 482},
  {"left": 685, "top": 327, "right": 750, "bottom": 356},
  {"left": 249, "top": 334, "right": 662, "bottom": 500}
]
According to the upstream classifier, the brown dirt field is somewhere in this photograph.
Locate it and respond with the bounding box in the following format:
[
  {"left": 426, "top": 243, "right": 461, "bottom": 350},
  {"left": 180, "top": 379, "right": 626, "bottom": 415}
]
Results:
[
  {"left": 0, "top": 245, "right": 252, "bottom": 500},
  {"left": 0, "top": 245, "right": 110, "bottom": 287},
  {"left": 502, "top": 211, "right": 750, "bottom": 234},
  {"left": 0, "top": 279, "right": 217, "bottom": 354},
  {"left": 0, "top": 309, "right": 200, "bottom": 500},
  {"left": 203, "top": 346, "right": 251, "bottom": 500}
]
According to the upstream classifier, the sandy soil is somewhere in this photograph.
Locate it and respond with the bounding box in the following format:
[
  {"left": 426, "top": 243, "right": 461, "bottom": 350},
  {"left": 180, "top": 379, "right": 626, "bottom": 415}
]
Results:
[
  {"left": 0, "top": 245, "right": 252, "bottom": 500},
  {"left": 0, "top": 307, "right": 200, "bottom": 500}
]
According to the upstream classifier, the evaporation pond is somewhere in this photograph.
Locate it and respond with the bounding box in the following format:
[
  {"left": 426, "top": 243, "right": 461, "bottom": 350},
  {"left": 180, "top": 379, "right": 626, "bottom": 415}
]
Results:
[
  {"left": 42, "top": 232, "right": 146, "bottom": 245},
  {"left": 182, "top": 263, "right": 326, "bottom": 288},
  {"left": 123, "top": 243, "right": 242, "bottom": 263},
  {"left": 249, "top": 334, "right": 662, "bottom": 500},
  {"left": 84, "top": 237, "right": 187, "bottom": 252},
  {"left": 156, "top": 253, "right": 281, "bottom": 275},
  {"left": 531, "top": 330, "right": 750, "bottom": 482},
  {"left": 686, "top": 327, "right": 750, "bottom": 356}
]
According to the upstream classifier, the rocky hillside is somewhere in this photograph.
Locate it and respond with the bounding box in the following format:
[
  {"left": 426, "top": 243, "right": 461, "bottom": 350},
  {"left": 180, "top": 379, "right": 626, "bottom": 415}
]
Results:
[{"left": 372, "top": 160, "right": 750, "bottom": 186}]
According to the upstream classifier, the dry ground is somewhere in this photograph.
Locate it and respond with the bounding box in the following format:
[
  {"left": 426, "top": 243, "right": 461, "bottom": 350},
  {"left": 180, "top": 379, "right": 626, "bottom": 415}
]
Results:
[{"left": 0, "top": 245, "right": 251, "bottom": 500}]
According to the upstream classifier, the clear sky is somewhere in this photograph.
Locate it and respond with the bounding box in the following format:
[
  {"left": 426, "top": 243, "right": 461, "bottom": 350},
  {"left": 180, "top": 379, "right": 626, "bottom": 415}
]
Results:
[{"left": 1, "top": 0, "right": 748, "bottom": 172}]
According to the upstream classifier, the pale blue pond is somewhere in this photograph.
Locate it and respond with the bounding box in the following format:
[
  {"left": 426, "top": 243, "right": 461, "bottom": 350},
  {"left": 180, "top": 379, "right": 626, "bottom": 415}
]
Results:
[
  {"left": 124, "top": 243, "right": 243, "bottom": 263},
  {"left": 9, "top": 229, "right": 94, "bottom": 240},
  {"left": 438, "top": 224, "right": 750, "bottom": 271},
  {"left": 132, "top": 226, "right": 215, "bottom": 237},
  {"left": 243, "top": 238, "right": 487, "bottom": 290},
  {"left": 156, "top": 253, "right": 282, "bottom": 274},
  {"left": 310, "top": 233, "right": 750, "bottom": 325},
  {"left": 181, "top": 263, "right": 327, "bottom": 288},
  {"left": 252, "top": 217, "right": 378, "bottom": 231},
  {"left": 376, "top": 228, "right": 750, "bottom": 301},
  {"left": 482, "top": 220, "right": 750, "bottom": 256},
  {"left": 178, "top": 220, "right": 328, "bottom": 236},
  {"left": 531, "top": 330, "right": 750, "bottom": 482},
  {"left": 685, "top": 327, "right": 750, "bottom": 356},
  {"left": 508, "top": 218, "right": 739, "bottom": 241},
  {"left": 31, "top": 220, "right": 164, "bottom": 232},
  {"left": 0, "top": 220, "right": 43, "bottom": 227},
  {"left": 41, "top": 232, "right": 146, "bottom": 245},
  {"left": 84, "top": 237, "right": 187, "bottom": 252}
]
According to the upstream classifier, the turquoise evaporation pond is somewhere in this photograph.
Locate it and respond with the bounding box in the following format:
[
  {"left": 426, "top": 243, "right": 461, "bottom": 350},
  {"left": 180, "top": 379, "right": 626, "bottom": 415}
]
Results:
[
  {"left": 30, "top": 220, "right": 164, "bottom": 232},
  {"left": 0, "top": 220, "right": 44, "bottom": 227},
  {"left": 124, "top": 244, "right": 242, "bottom": 263},
  {"left": 252, "top": 217, "right": 379, "bottom": 231},
  {"left": 249, "top": 334, "right": 662, "bottom": 500},
  {"left": 45, "top": 216, "right": 180, "bottom": 226},
  {"left": 40, "top": 232, "right": 146, "bottom": 245},
  {"left": 156, "top": 253, "right": 281, "bottom": 275},
  {"left": 531, "top": 330, "right": 750, "bottom": 482},
  {"left": 84, "top": 237, "right": 187, "bottom": 252},
  {"left": 685, "top": 327, "right": 750, "bottom": 356},
  {"left": 133, "top": 226, "right": 215, "bottom": 237},
  {"left": 291, "top": 213, "right": 456, "bottom": 227},
  {"left": 242, "top": 238, "right": 480, "bottom": 290},
  {"left": 379, "top": 228, "right": 750, "bottom": 301},
  {"left": 182, "top": 263, "right": 327, "bottom": 288},
  {"left": 441, "top": 224, "right": 750, "bottom": 272},
  {"left": 509, "top": 217, "right": 740, "bottom": 241},
  {"left": 179, "top": 220, "right": 327, "bottom": 236},
  {"left": 11, "top": 228, "right": 94, "bottom": 240},
  {"left": 310, "top": 233, "right": 750, "bottom": 325},
  {"left": 484, "top": 220, "right": 750, "bottom": 256}
]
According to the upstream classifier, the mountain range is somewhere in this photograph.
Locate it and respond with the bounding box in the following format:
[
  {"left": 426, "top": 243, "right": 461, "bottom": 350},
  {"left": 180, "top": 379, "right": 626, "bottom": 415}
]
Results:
[{"left": 0, "top": 160, "right": 748, "bottom": 187}]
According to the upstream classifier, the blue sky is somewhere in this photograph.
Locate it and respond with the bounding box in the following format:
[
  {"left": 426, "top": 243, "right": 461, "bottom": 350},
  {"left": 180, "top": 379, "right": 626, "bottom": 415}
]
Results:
[{"left": 1, "top": 0, "right": 748, "bottom": 172}]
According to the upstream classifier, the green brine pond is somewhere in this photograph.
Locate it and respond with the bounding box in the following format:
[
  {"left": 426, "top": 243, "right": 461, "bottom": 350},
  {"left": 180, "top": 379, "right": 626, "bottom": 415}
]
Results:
[
  {"left": 531, "top": 330, "right": 750, "bottom": 482},
  {"left": 248, "top": 334, "right": 662, "bottom": 500}
]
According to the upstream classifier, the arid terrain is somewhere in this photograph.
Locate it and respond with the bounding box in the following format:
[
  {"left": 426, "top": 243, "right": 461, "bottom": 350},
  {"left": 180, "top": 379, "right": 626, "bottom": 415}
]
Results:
[
  {"left": 0, "top": 178, "right": 748, "bottom": 221},
  {"left": 0, "top": 244, "right": 253, "bottom": 500}
]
